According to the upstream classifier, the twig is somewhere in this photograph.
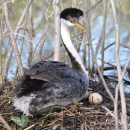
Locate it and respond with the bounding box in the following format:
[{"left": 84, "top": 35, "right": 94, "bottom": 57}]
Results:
[
  {"left": 114, "top": 56, "right": 130, "bottom": 128},
  {"left": 90, "top": 41, "right": 115, "bottom": 102},
  {"left": 83, "top": 0, "right": 91, "bottom": 73},
  {"left": 0, "top": 115, "right": 12, "bottom": 130},
  {"left": 0, "top": 113, "right": 12, "bottom": 115},
  {"left": 23, "top": 123, "right": 38, "bottom": 130},
  {"left": 85, "top": 0, "right": 103, "bottom": 14},
  {"left": 82, "top": 0, "right": 87, "bottom": 68},
  {"left": 101, "top": 106, "right": 121, "bottom": 125},
  {"left": 0, "top": 11, "right": 2, "bottom": 82},
  {"left": 110, "top": 0, "right": 128, "bottom": 129},
  {"left": 116, "top": 56, "right": 130, "bottom": 89},
  {"left": 53, "top": 0, "right": 61, "bottom": 61},
  {"left": 100, "top": 42, "right": 130, "bottom": 54},
  {"left": 101, "top": 0, "right": 108, "bottom": 74},
  {"left": 15, "top": 3, "right": 30, "bottom": 76},
  {"left": 28, "top": 0, "right": 34, "bottom": 67},
  {"left": 62, "top": 107, "right": 75, "bottom": 116},
  {"left": 2, "top": 0, "right": 24, "bottom": 76},
  {"left": 38, "top": 23, "right": 49, "bottom": 61},
  {"left": 96, "top": 0, "right": 108, "bottom": 56},
  {"left": 3, "top": 0, "right": 33, "bottom": 78},
  {"left": 98, "top": 58, "right": 127, "bottom": 65}
]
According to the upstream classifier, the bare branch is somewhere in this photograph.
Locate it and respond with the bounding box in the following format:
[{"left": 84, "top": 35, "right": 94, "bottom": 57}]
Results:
[
  {"left": 2, "top": 0, "right": 24, "bottom": 76},
  {"left": 115, "top": 56, "right": 130, "bottom": 127},
  {"left": 89, "top": 40, "right": 115, "bottom": 102},
  {"left": 28, "top": 0, "right": 34, "bottom": 67},
  {"left": 38, "top": 23, "right": 49, "bottom": 61},
  {"left": 3, "top": 0, "right": 33, "bottom": 78},
  {"left": 0, "top": 12, "right": 2, "bottom": 82},
  {"left": 0, "top": 115, "right": 12, "bottom": 130},
  {"left": 101, "top": 106, "right": 121, "bottom": 125},
  {"left": 100, "top": 0, "right": 108, "bottom": 74},
  {"left": 53, "top": 0, "right": 61, "bottom": 61},
  {"left": 85, "top": 0, "right": 102, "bottom": 14},
  {"left": 110, "top": 0, "right": 128, "bottom": 129},
  {"left": 82, "top": 0, "right": 91, "bottom": 73}
]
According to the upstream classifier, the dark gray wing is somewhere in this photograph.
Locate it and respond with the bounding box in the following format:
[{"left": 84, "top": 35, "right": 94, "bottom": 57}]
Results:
[{"left": 13, "top": 61, "right": 88, "bottom": 102}]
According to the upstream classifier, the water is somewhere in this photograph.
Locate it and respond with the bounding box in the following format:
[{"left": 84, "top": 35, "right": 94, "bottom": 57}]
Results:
[{"left": 1, "top": 0, "right": 130, "bottom": 92}]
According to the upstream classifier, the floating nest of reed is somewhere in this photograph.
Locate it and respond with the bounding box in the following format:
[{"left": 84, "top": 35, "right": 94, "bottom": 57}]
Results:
[{"left": 0, "top": 77, "right": 130, "bottom": 130}]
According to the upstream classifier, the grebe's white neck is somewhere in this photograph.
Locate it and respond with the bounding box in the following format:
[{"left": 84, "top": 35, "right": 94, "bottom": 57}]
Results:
[{"left": 61, "top": 18, "right": 87, "bottom": 76}]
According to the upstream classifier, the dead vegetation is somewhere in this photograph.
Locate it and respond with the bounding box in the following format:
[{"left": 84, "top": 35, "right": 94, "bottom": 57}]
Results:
[{"left": 0, "top": 78, "right": 130, "bottom": 130}]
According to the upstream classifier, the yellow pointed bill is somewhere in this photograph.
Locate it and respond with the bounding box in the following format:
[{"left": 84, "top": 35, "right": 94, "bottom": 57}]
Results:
[{"left": 73, "top": 22, "right": 85, "bottom": 31}]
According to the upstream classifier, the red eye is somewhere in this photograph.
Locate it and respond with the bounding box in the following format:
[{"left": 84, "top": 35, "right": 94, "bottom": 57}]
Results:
[{"left": 69, "top": 17, "right": 73, "bottom": 22}]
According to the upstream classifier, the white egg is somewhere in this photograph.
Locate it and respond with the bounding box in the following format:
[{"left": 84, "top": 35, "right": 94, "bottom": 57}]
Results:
[{"left": 88, "top": 93, "right": 103, "bottom": 104}]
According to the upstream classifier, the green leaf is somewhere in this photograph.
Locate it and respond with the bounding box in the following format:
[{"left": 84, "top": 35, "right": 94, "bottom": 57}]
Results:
[
  {"left": 11, "top": 115, "right": 29, "bottom": 128},
  {"left": 39, "top": 118, "right": 46, "bottom": 127},
  {"left": 39, "top": 113, "right": 50, "bottom": 127}
]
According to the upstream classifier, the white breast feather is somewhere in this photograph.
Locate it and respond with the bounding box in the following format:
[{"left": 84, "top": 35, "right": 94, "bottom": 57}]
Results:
[{"left": 12, "top": 94, "right": 36, "bottom": 116}]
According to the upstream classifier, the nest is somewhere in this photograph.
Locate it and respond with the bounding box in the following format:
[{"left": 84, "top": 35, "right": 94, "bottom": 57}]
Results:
[{"left": 0, "top": 78, "right": 130, "bottom": 130}]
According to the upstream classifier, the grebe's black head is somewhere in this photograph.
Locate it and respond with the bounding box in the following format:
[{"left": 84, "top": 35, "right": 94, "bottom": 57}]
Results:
[
  {"left": 60, "top": 8, "right": 85, "bottom": 30},
  {"left": 60, "top": 8, "right": 83, "bottom": 20}
]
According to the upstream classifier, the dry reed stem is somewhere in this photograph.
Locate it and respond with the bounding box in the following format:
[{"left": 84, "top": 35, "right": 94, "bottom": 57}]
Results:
[
  {"left": 23, "top": 123, "right": 38, "bottom": 130},
  {"left": 83, "top": 0, "right": 91, "bottom": 72},
  {"left": 0, "top": 115, "right": 12, "bottom": 130},
  {"left": 102, "top": 106, "right": 121, "bottom": 125},
  {"left": 28, "top": 1, "right": 34, "bottom": 67},
  {"left": 114, "top": 56, "right": 130, "bottom": 128},
  {"left": 96, "top": 0, "right": 107, "bottom": 57},
  {"left": 100, "top": 0, "right": 108, "bottom": 74},
  {"left": 82, "top": 0, "right": 87, "bottom": 68},
  {"left": 0, "top": 19, "right": 2, "bottom": 82},
  {"left": 85, "top": 0, "right": 103, "bottom": 14},
  {"left": 110, "top": 0, "right": 128, "bottom": 129},
  {"left": 2, "top": 0, "right": 24, "bottom": 76},
  {"left": 116, "top": 56, "right": 130, "bottom": 90},
  {"left": 38, "top": 23, "right": 49, "bottom": 61},
  {"left": 53, "top": 0, "right": 61, "bottom": 61},
  {"left": 103, "top": 42, "right": 130, "bottom": 53},
  {"left": 90, "top": 41, "right": 115, "bottom": 102}
]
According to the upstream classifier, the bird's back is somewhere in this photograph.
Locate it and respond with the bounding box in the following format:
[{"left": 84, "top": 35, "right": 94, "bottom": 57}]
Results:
[{"left": 12, "top": 61, "right": 88, "bottom": 116}]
